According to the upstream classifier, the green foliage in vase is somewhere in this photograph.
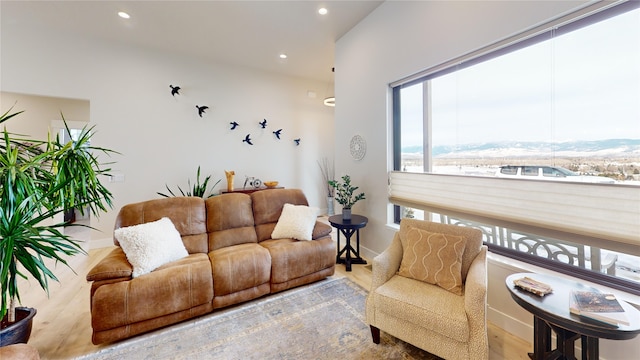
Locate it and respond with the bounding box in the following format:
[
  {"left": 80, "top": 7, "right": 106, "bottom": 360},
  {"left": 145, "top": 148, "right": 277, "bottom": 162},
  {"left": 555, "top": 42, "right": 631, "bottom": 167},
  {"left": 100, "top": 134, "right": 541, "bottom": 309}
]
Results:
[
  {"left": 0, "top": 106, "right": 117, "bottom": 323},
  {"left": 157, "top": 166, "right": 221, "bottom": 199},
  {"left": 328, "top": 175, "right": 365, "bottom": 209}
]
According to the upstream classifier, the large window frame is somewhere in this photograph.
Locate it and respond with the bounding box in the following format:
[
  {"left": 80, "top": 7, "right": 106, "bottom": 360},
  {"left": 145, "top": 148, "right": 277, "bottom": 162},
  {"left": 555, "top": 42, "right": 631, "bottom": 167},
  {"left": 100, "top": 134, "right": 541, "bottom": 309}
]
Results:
[{"left": 391, "top": 1, "right": 640, "bottom": 295}]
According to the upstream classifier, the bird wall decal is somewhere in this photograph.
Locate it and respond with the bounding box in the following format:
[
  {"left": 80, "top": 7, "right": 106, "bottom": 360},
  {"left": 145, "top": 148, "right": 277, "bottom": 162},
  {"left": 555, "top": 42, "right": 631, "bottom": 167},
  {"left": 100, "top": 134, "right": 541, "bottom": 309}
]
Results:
[
  {"left": 170, "top": 85, "right": 181, "bottom": 96},
  {"left": 243, "top": 134, "right": 254, "bottom": 145},
  {"left": 294, "top": 138, "right": 301, "bottom": 146},
  {"left": 259, "top": 119, "right": 267, "bottom": 128},
  {"left": 196, "top": 105, "right": 209, "bottom": 117},
  {"left": 230, "top": 121, "right": 240, "bottom": 130},
  {"left": 273, "top": 129, "right": 283, "bottom": 139}
]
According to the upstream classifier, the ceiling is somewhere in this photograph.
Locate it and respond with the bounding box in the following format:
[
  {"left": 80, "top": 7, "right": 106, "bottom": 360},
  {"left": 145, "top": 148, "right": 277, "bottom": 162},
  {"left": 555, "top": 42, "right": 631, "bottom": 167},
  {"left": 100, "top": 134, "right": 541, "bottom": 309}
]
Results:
[{"left": 1, "top": 1, "right": 383, "bottom": 83}]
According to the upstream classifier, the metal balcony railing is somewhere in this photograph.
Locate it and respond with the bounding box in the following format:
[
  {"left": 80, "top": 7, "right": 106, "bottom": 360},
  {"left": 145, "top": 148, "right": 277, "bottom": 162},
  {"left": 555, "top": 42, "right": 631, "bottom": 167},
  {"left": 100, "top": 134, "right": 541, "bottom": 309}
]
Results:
[{"left": 441, "top": 216, "right": 618, "bottom": 275}]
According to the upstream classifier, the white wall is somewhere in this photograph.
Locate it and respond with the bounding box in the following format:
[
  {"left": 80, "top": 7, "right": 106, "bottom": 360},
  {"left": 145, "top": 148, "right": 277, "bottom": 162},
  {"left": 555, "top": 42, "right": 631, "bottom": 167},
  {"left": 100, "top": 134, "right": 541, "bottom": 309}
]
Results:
[
  {"left": 0, "top": 92, "right": 89, "bottom": 140},
  {"left": 1, "top": 21, "right": 335, "bottom": 244},
  {"left": 335, "top": 1, "right": 639, "bottom": 359}
]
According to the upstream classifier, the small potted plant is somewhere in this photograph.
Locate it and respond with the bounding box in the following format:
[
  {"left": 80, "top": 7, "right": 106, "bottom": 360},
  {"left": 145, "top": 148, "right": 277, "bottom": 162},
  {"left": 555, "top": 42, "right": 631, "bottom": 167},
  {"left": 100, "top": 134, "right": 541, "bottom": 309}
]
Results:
[{"left": 328, "top": 175, "right": 365, "bottom": 220}]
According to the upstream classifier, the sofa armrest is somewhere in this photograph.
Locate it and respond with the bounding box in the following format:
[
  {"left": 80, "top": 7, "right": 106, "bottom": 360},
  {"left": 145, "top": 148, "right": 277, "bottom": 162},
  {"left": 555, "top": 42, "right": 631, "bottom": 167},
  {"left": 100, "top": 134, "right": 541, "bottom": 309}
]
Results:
[
  {"left": 464, "top": 245, "right": 488, "bottom": 316},
  {"left": 86, "top": 247, "right": 133, "bottom": 282},
  {"left": 371, "top": 232, "right": 403, "bottom": 292},
  {"left": 312, "top": 221, "right": 332, "bottom": 239}
]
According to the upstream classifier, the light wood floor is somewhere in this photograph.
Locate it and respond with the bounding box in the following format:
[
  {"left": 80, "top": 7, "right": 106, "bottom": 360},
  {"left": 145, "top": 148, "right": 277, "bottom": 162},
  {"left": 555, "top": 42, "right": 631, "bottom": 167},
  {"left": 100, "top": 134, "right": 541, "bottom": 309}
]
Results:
[{"left": 15, "top": 230, "right": 532, "bottom": 359}]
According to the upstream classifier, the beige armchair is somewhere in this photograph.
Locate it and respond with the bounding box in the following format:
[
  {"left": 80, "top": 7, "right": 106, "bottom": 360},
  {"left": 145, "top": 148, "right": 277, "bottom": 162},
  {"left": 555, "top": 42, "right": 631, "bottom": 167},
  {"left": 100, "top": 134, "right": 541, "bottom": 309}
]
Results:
[{"left": 366, "top": 219, "right": 488, "bottom": 359}]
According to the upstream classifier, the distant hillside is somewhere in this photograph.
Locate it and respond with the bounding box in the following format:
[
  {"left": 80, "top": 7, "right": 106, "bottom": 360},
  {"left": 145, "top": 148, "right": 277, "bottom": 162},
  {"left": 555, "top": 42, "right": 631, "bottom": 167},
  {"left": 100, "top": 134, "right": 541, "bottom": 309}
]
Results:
[{"left": 403, "top": 139, "right": 640, "bottom": 158}]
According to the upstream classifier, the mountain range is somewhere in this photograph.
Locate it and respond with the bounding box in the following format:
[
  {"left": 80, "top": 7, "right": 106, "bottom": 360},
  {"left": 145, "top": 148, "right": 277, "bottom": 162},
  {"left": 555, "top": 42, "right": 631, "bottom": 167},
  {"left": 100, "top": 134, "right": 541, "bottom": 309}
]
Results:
[{"left": 403, "top": 139, "right": 640, "bottom": 158}]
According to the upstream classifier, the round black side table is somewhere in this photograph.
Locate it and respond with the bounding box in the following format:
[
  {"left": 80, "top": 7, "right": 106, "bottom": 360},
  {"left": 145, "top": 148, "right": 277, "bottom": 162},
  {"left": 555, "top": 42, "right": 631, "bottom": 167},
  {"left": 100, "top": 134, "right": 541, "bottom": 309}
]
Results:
[
  {"left": 506, "top": 273, "right": 640, "bottom": 360},
  {"left": 328, "top": 214, "right": 368, "bottom": 271}
]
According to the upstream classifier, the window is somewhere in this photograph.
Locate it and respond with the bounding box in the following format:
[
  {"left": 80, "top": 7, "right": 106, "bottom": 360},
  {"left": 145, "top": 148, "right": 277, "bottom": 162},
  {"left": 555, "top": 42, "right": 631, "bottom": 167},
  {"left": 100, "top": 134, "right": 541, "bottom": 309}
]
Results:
[{"left": 391, "top": 2, "right": 640, "bottom": 294}]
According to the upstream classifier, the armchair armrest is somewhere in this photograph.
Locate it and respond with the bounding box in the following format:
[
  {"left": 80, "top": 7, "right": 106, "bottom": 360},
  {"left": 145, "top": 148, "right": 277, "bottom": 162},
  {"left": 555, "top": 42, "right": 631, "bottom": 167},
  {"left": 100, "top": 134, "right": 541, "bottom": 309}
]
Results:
[
  {"left": 86, "top": 247, "right": 133, "bottom": 282},
  {"left": 464, "top": 245, "right": 489, "bottom": 359},
  {"left": 464, "top": 245, "right": 488, "bottom": 315},
  {"left": 370, "top": 233, "right": 403, "bottom": 291}
]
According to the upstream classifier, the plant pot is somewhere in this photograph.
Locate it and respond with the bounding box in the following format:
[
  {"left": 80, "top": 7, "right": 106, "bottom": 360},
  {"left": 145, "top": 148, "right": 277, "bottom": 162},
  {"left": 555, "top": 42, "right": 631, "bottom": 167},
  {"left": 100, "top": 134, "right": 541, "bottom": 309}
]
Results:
[
  {"left": 342, "top": 208, "right": 352, "bottom": 221},
  {"left": 0, "top": 307, "right": 37, "bottom": 346}
]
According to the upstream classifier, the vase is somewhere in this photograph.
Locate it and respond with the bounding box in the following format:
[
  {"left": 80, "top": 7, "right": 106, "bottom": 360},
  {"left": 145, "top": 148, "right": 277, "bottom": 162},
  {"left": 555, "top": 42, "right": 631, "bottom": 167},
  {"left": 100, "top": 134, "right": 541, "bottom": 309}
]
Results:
[
  {"left": 327, "top": 196, "right": 335, "bottom": 216},
  {"left": 342, "top": 208, "right": 351, "bottom": 221},
  {"left": 225, "top": 170, "right": 235, "bottom": 192}
]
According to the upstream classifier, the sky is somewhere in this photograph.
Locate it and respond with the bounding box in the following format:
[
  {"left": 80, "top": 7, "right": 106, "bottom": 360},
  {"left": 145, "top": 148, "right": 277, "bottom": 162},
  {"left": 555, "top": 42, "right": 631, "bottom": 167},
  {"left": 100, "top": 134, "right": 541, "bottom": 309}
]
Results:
[{"left": 401, "top": 7, "right": 640, "bottom": 148}]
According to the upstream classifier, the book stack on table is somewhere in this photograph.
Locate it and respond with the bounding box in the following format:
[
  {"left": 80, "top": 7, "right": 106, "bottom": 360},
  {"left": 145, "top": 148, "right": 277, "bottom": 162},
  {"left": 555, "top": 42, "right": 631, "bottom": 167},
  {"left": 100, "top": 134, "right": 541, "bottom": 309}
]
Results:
[{"left": 569, "top": 290, "right": 630, "bottom": 327}]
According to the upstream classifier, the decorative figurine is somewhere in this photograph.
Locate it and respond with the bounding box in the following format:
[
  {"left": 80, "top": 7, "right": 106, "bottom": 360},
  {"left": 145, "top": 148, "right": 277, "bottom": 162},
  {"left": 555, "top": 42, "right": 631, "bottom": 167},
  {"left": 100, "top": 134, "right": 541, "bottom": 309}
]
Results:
[{"left": 225, "top": 170, "right": 235, "bottom": 192}]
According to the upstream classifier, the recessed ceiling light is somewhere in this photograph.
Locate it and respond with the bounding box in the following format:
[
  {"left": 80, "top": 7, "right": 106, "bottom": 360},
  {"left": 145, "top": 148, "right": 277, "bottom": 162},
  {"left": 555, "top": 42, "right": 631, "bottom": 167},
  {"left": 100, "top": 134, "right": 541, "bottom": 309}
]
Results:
[
  {"left": 118, "top": 11, "right": 130, "bottom": 19},
  {"left": 279, "top": 54, "right": 288, "bottom": 59},
  {"left": 318, "top": 8, "right": 328, "bottom": 15}
]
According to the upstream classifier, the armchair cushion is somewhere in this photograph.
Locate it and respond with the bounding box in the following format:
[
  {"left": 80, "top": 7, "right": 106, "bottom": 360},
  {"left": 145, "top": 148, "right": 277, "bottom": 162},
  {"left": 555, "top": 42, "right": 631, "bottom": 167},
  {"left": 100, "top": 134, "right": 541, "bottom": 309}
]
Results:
[
  {"left": 271, "top": 203, "right": 318, "bottom": 240},
  {"left": 398, "top": 227, "right": 466, "bottom": 295},
  {"left": 114, "top": 217, "right": 189, "bottom": 277},
  {"left": 373, "top": 275, "right": 469, "bottom": 343}
]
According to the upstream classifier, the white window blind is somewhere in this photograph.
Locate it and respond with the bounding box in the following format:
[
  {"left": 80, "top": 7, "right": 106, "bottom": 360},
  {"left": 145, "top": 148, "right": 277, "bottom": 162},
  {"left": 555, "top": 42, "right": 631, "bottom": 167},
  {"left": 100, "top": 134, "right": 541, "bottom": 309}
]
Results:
[{"left": 388, "top": 171, "right": 640, "bottom": 256}]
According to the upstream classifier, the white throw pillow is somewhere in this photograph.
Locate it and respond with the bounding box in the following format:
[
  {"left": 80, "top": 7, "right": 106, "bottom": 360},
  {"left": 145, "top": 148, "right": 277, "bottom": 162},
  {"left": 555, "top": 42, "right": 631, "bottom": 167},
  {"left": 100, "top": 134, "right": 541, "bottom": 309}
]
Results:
[
  {"left": 114, "top": 217, "right": 189, "bottom": 278},
  {"left": 271, "top": 203, "right": 319, "bottom": 241}
]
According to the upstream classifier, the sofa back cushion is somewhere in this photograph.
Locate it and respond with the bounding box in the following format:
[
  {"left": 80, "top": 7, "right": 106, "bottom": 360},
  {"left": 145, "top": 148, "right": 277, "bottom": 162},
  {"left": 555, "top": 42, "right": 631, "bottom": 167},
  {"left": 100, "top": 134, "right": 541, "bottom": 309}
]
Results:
[
  {"left": 251, "top": 189, "right": 309, "bottom": 242},
  {"left": 205, "top": 193, "right": 258, "bottom": 250},
  {"left": 114, "top": 197, "right": 208, "bottom": 254}
]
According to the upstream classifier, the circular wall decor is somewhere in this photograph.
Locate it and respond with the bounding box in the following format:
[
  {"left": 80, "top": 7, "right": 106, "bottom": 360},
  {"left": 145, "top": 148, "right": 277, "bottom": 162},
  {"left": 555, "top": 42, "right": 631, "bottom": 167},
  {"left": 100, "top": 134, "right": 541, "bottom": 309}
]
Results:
[{"left": 350, "top": 135, "right": 366, "bottom": 160}]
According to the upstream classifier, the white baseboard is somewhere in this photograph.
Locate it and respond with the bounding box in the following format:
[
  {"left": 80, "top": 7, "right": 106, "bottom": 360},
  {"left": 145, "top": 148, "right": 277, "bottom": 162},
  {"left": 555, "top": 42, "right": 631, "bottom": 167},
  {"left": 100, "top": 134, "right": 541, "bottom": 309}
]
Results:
[
  {"left": 487, "top": 304, "right": 533, "bottom": 342},
  {"left": 359, "top": 245, "right": 378, "bottom": 263}
]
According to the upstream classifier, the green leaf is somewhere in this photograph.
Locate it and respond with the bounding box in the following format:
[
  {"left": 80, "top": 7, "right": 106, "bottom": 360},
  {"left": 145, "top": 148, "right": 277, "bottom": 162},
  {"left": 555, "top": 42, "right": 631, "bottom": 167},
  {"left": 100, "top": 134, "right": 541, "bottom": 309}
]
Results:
[{"left": 159, "top": 166, "right": 221, "bottom": 199}]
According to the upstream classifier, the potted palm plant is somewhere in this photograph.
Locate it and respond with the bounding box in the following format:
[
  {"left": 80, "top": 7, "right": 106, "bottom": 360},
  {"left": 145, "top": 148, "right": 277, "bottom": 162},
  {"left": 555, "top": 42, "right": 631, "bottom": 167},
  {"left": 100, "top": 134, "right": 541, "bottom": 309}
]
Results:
[
  {"left": 157, "top": 166, "right": 221, "bottom": 198},
  {"left": 0, "top": 106, "right": 116, "bottom": 346},
  {"left": 328, "top": 175, "right": 365, "bottom": 220}
]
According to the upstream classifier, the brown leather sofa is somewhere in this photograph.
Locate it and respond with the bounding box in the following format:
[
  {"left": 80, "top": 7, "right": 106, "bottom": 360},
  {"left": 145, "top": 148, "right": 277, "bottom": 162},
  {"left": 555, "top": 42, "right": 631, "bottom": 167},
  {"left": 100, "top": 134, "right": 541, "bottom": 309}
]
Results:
[{"left": 86, "top": 189, "right": 335, "bottom": 344}]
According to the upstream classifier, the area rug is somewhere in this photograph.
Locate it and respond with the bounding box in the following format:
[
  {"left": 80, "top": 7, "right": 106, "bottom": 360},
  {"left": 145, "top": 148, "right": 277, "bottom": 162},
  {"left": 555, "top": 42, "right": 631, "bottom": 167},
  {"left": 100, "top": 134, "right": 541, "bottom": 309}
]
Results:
[{"left": 77, "top": 277, "right": 440, "bottom": 359}]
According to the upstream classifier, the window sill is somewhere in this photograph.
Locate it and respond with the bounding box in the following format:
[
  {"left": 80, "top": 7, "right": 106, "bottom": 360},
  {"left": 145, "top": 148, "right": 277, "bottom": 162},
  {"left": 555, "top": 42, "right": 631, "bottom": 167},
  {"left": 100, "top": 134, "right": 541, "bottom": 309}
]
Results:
[{"left": 489, "top": 252, "right": 640, "bottom": 307}]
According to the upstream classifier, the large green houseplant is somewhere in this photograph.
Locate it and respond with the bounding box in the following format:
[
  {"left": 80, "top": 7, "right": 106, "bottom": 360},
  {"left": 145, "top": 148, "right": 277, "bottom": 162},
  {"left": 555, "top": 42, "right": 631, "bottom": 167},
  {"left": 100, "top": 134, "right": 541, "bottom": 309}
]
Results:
[
  {"left": 328, "top": 175, "right": 365, "bottom": 220},
  {"left": 0, "top": 106, "right": 116, "bottom": 343}
]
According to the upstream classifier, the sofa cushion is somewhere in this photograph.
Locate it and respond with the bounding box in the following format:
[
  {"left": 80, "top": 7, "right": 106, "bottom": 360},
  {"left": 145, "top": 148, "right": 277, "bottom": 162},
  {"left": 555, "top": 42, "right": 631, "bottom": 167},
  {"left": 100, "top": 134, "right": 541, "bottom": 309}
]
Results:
[
  {"left": 398, "top": 227, "right": 466, "bottom": 295},
  {"left": 251, "top": 189, "right": 309, "bottom": 241},
  {"left": 91, "top": 253, "right": 213, "bottom": 331},
  {"left": 205, "top": 193, "right": 257, "bottom": 250},
  {"left": 271, "top": 203, "right": 319, "bottom": 240},
  {"left": 114, "top": 217, "right": 189, "bottom": 277},
  {"left": 115, "top": 196, "right": 208, "bottom": 254},
  {"left": 260, "top": 237, "right": 336, "bottom": 284},
  {"left": 209, "top": 243, "right": 271, "bottom": 297}
]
